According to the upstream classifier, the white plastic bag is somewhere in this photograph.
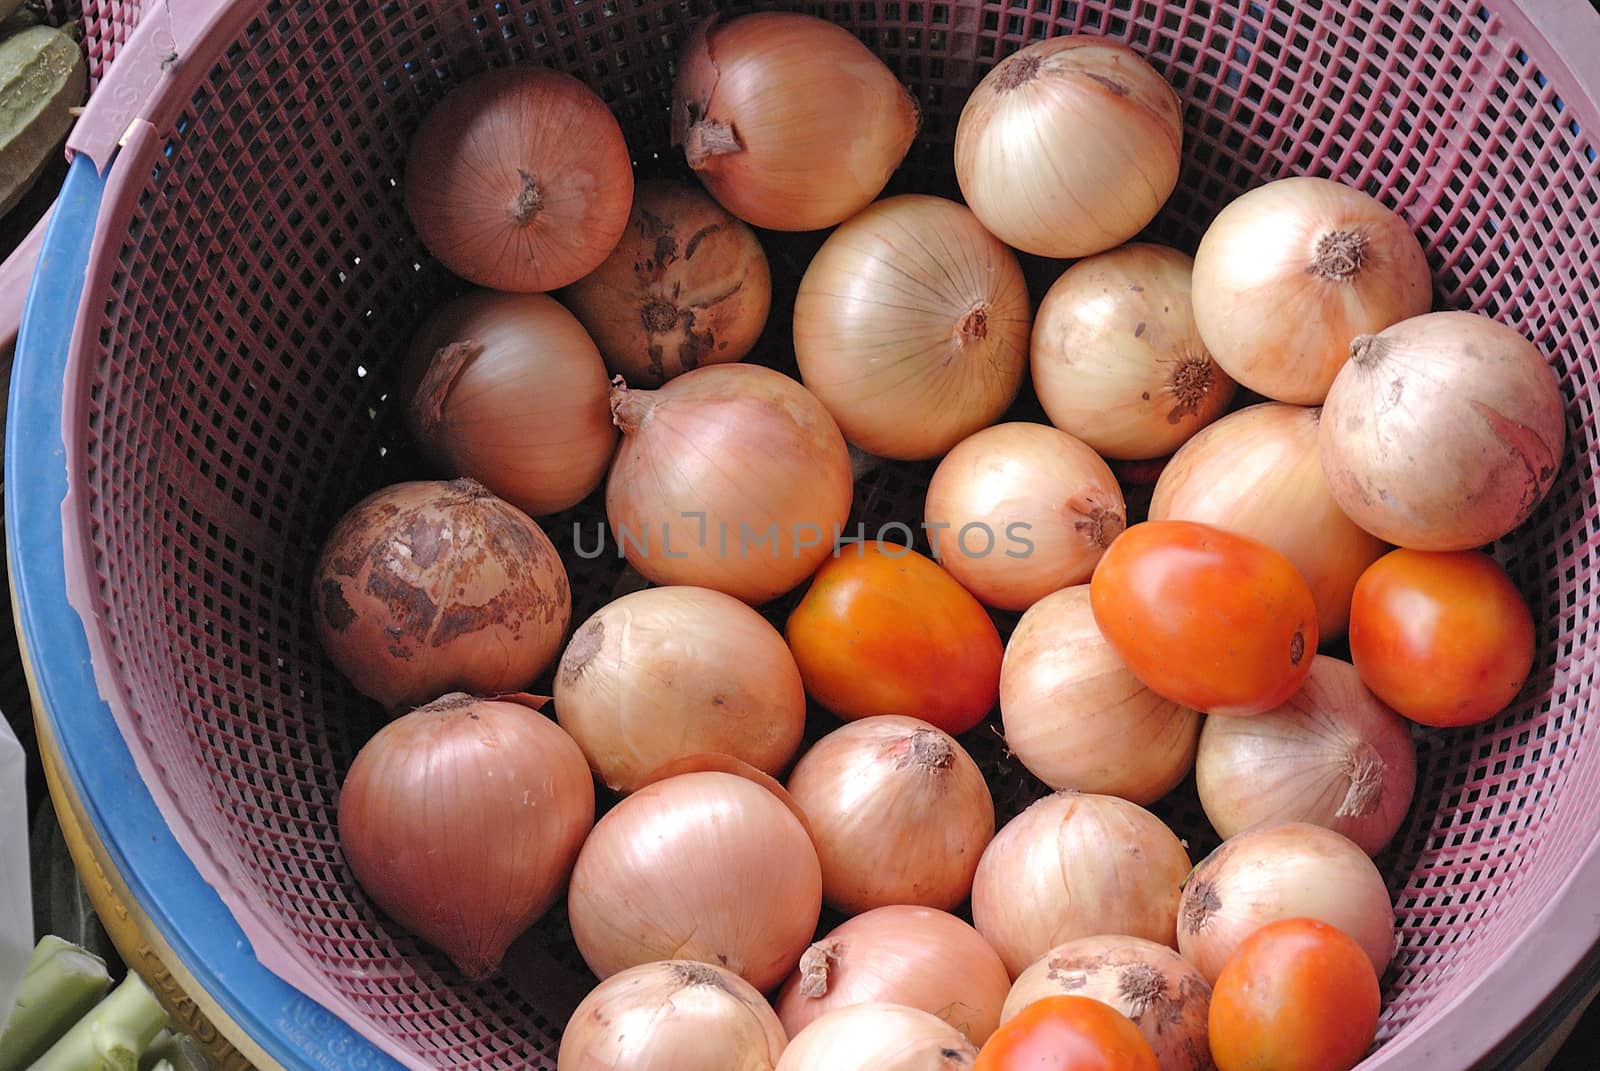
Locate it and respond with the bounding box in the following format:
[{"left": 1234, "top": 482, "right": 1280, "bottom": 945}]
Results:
[{"left": 0, "top": 713, "right": 30, "bottom": 1034}]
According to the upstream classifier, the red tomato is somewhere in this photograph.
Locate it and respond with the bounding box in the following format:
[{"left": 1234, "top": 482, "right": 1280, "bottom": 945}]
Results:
[
  {"left": 786, "top": 540, "right": 1002, "bottom": 735},
  {"left": 1208, "top": 917, "right": 1380, "bottom": 1071},
  {"left": 1089, "top": 520, "right": 1318, "bottom": 716},
  {"left": 1348, "top": 548, "right": 1535, "bottom": 727},
  {"left": 975, "top": 995, "right": 1159, "bottom": 1071}
]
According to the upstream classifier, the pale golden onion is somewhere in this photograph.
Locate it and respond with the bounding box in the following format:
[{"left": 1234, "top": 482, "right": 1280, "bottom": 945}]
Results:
[{"left": 776, "top": 1004, "right": 977, "bottom": 1071}]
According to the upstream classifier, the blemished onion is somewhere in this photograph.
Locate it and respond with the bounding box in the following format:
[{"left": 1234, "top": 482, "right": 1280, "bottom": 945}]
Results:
[
  {"left": 402, "top": 290, "right": 617, "bottom": 516},
  {"left": 671, "top": 12, "right": 919, "bottom": 232},
  {"left": 999, "top": 585, "right": 1201, "bottom": 804},
  {"left": 606, "top": 364, "right": 853, "bottom": 605},
  {"left": 404, "top": 67, "right": 633, "bottom": 292},
  {"left": 562, "top": 180, "right": 772, "bottom": 387},
  {"left": 785, "top": 716, "right": 995, "bottom": 914},
  {"left": 553, "top": 585, "right": 806, "bottom": 793},
  {"left": 925, "top": 422, "right": 1126, "bottom": 612},
  {"left": 1320, "top": 311, "right": 1568, "bottom": 550},
  {"left": 775, "top": 906, "right": 1011, "bottom": 1045},
  {"left": 1196, "top": 656, "right": 1417, "bottom": 856},
  {"left": 567, "top": 770, "right": 822, "bottom": 991},
  {"left": 557, "top": 960, "right": 787, "bottom": 1071},
  {"left": 338, "top": 693, "right": 594, "bottom": 980},
  {"left": 1176, "top": 821, "right": 1396, "bottom": 983},
  {"left": 311, "top": 479, "right": 571, "bottom": 711},
  {"left": 792, "top": 195, "right": 1030, "bottom": 460},
  {"left": 1149, "top": 402, "right": 1388, "bottom": 640},
  {"left": 1031, "top": 244, "right": 1236, "bottom": 460},
  {"left": 971, "top": 791, "right": 1192, "bottom": 978},
  {"left": 1001, "top": 935, "right": 1212, "bottom": 1071},
  {"left": 954, "top": 37, "right": 1182, "bottom": 259},
  {"left": 1190, "top": 176, "right": 1432, "bottom": 405},
  {"left": 776, "top": 1004, "right": 978, "bottom": 1071}
]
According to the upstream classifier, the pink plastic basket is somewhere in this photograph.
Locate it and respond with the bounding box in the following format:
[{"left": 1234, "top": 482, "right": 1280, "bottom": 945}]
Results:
[{"left": 10, "top": 0, "right": 1600, "bottom": 1068}]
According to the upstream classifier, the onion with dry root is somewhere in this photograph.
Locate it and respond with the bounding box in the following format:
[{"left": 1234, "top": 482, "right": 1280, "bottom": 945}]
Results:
[
  {"left": 793, "top": 195, "right": 1031, "bottom": 460},
  {"left": 775, "top": 906, "right": 1011, "bottom": 1045},
  {"left": 1177, "top": 821, "right": 1397, "bottom": 983},
  {"left": 785, "top": 716, "right": 995, "bottom": 914},
  {"left": 1190, "top": 176, "right": 1432, "bottom": 404},
  {"left": 925, "top": 422, "right": 1126, "bottom": 612},
  {"left": 557, "top": 960, "right": 787, "bottom": 1071},
  {"left": 1320, "top": 311, "right": 1568, "bottom": 550},
  {"left": 402, "top": 290, "right": 617, "bottom": 516},
  {"left": 1197, "top": 656, "right": 1417, "bottom": 855},
  {"left": 955, "top": 37, "right": 1182, "bottom": 259},
  {"left": 1031, "top": 244, "right": 1236, "bottom": 460},
  {"left": 1150, "top": 402, "right": 1388, "bottom": 640},
  {"left": 672, "top": 12, "right": 919, "bottom": 232},
  {"left": 404, "top": 67, "right": 633, "bottom": 292},
  {"left": 311, "top": 479, "right": 571, "bottom": 711},
  {"left": 562, "top": 180, "right": 771, "bottom": 387},
  {"left": 972, "top": 791, "right": 1192, "bottom": 978},
  {"left": 338, "top": 693, "right": 594, "bottom": 980},
  {"left": 999, "top": 585, "right": 1201, "bottom": 804},
  {"left": 567, "top": 770, "right": 822, "bottom": 991},
  {"left": 1001, "top": 935, "right": 1213, "bottom": 1071},
  {"left": 776, "top": 1004, "right": 978, "bottom": 1071}
]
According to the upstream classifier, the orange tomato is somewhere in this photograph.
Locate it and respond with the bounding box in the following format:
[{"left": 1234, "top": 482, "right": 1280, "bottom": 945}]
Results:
[
  {"left": 1348, "top": 548, "right": 1535, "bottom": 727},
  {"left": 975, "top": 995, "right": 1159, "bottom": 1071},
  {"left": 1089, "top": 520, "right": 1318, "bottom": 716},
  {"left": 1208, "top": 917, "right": 1380, "bottom": 1071},
  {"left": 785, "top": 540, "right": 1002, "bottom": 735}
]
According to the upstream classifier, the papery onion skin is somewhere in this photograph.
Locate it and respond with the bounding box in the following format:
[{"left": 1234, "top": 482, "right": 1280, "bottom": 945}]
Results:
[
  {"left": 557, "top": 960, "right": 787, "bottom": 1071},
  {"left": 785, "top": 716, "right": 995, "bottom": 914},
  {"left": 1032, "top": 244, "right": 1236, "bottom": 460},
  {"left": 671, "top": 13, "right": 919, "bottom": 232},
  {"left": 338, "top": 693, "right": 595, "bottom": 981},
  {"left": 1319, "top": 311, "right": 1567, "bottom": 551},
  {"left": 405, "top": 67, "right": 633, "bottom": 292},
  {"left": 793, "top": 195, "right": 1030, "bottom": 460},
  {"left": 971, "top": 791, "right": 1192, "bottom": 978},
  {"left": 954, "top": 37, "right": 1182, "bottom": 259},
  {"left": 1150, "top": 402, "right": 1387, "bottom": 640},
  {"left": 311, "top": 479, "right": 572, "bottom": 711},
  {"left": 776, "top": 1003, "right": 978, "bottom": 1071},
  {"left": 563, "top": 180, "right": 771, "bottom": 387},
  {"left": 402, "top": 290, "right": 617, "bottom": 516},
  {"left": 999, "top": 585, "right": 1200, "bottom": 804},
  {"left": 567, "top": 770, "right": 822, "bottom": 991}
]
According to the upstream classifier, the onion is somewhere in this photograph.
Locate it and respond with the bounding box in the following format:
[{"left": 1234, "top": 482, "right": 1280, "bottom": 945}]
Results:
[
  {"left": 785, "top": 716, "right": 995, "bottom": 914},
  {"left": 999, "top": 585, "right": 1200, "bottom": 804},
  {"left": 401, "top": 290, "right": 617, "bottom": 516},
  {"left": 553, "top": 585, "right": 806, "bottom": 793},
  {"left": 1190, "top": 176, "right": 1432, "bottom": 404},
  {"left": 775, "top": 906, "right": 1011, "bottom": 1045},
  {"left": 311, "top": 479, "right": 571, "bottom": 711},
  {"left": 558, "top": 960, "right": 787, "bottom": 1071},
  {"left": 338, "top": 693, "right": 594, "bottom": 980},
  {"left": 562, "top": 180, "right": 772, "bottom": 387},
  {"left": 971, "top": 791, "right": 1192, "bottom": 978},
  {"left": 792, "top": 195, "right": 1030, "bottom": 460},
  {"left": 925, "top": 422, "right": 1126, "bottom": 611},
  {"left": 1196, "top": 656, "right": 1417, "bottom": 855},
  {"left": 954, "top": 37, "right": 1182, "bottom": 259},
  {"left": 404, "top": 67, "right": 633, "bottom": 292},
  {"left": 671, "top": 12, "right": 919, "bottom": 232},
  {"left": 606, "top": 364, "right": 853, "bottom": 605},
  {"left": 1001, "top": 935, "right": 1212, "bottom": 1071},
  {"left": 776, "top": 1004, "right": 977, "bottom": 1071},
  {"left": 567, "top": 770, "right": 822, "bottom": 991},
  {"left": 1320, "top": 311, "right": 1568, "bottom": 550},
  {"left": 1149, "top": 402, "right": 1387, "bottom": 640},
  {"left": 1176, "top": 821, "right": 1396, "bottom": 983},
  {"left": 1031, "top": 243, "right": 1236, "bottom": 460}
]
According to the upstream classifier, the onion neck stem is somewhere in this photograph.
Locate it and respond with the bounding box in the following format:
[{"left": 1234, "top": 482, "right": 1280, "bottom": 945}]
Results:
[
  {"left": 684, "top": 119, "right": 742, "bottom": 169},
  {"left": 610, "top": 376, "right": 658, "bottom": 433},
  {"left": 510, "top": 169, "right": 543, "bottom": 225}
]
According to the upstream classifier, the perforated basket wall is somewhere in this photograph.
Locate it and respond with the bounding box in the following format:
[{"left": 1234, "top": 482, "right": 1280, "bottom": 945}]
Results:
[
  {"left": 48, "top": 0, "right": 1600, "bottom": 1066},
  {"left": 41, "top": 0, "right": 150, "bottom": 86}
]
